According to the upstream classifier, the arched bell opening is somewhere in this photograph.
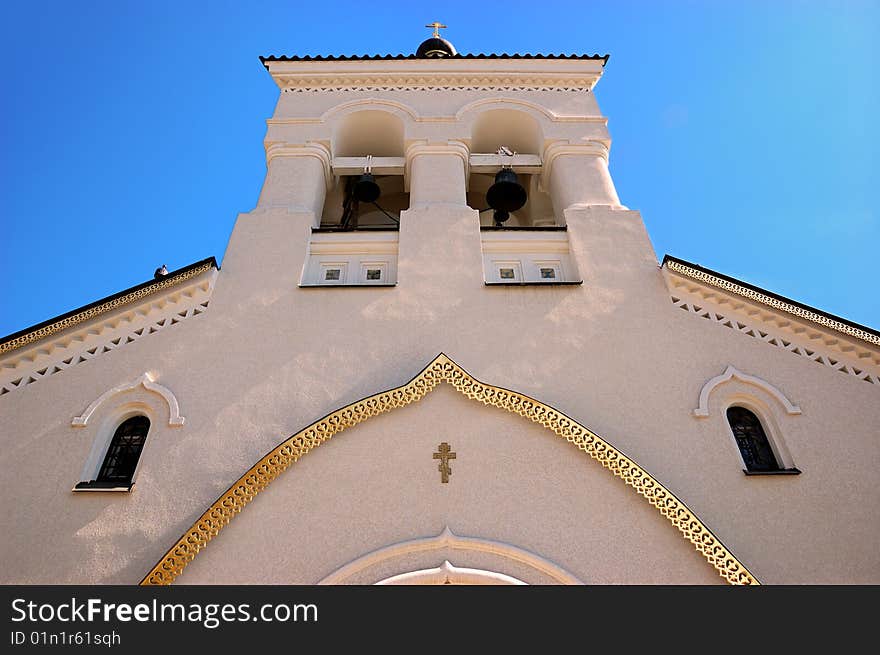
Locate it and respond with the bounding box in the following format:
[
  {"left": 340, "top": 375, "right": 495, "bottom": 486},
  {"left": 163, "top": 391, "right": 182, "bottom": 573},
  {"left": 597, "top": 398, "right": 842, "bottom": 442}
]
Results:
[
  {"left": 332, "top": 110, "right": 405, "bottom": 158},
  {"left": 324, "top": 110, "right": 409, "bottom": 230},
  {"left": 470, "top": 109, "right": 542, "bottom": 156},
  {"left": 467, "top": 109, "right": 556, "bottom": 227},
  {"left": 320, "top": 175, "right": 409, "bottom": 230}
]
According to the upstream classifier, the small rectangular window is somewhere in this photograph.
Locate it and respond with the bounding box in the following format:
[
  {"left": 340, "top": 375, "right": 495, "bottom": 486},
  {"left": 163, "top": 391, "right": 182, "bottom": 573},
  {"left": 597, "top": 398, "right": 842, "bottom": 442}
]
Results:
[
  {"left": 360, "top": 262, "right": 388, "bottom": 283},
  {"left": 534, "top": 260, "right": 562, "bottom": 282},
  {"left": 318, "top": 262, "right": 348, "bottom": 284},
  {"left": 491, "top": 261, "right": 522, "bottom": 283}
]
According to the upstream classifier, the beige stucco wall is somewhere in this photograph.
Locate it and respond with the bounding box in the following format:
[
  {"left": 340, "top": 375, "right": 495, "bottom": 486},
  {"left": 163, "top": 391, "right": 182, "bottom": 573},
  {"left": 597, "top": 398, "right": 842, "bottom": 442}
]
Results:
[
  {"left": 0, "top": 58, "right": 877, "bottom": 584},
  {"left": 178, "top": 384, "right": 721, "bottom": 585}
]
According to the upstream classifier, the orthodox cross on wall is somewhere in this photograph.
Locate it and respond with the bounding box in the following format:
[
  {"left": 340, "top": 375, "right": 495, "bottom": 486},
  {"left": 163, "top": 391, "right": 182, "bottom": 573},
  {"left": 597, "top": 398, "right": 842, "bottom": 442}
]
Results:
[{"left": 433, "top": 442, "right": 456, "bottom": 483}]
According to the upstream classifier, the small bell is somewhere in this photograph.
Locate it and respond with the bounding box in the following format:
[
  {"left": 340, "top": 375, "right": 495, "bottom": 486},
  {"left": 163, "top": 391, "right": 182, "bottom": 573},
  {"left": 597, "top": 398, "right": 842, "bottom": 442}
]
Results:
[
  {"left": 352, "top": 173, "right": 381, "bottom": 203},
  {"left": 486, "top": 168, "right": 527, "bottom": 224}
]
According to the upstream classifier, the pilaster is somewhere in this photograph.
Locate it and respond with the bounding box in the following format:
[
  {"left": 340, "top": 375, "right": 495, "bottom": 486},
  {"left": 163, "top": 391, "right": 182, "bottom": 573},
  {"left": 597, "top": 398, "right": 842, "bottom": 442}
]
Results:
[
  {"left": 405, "top": 141, "right": 470, "bottom": 208},
  {"left": 257, "top": 142, "right": 332, "bottom": 218},
  {"left": 543, "top": 141, "right": 623, "bottom": 214}
]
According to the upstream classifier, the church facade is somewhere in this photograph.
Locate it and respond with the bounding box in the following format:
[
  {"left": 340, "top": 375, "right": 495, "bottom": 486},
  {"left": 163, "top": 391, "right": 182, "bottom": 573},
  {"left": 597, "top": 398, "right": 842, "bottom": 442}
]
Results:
[{"left": 1, "top": 34, "right": 878, "bottom": 585}]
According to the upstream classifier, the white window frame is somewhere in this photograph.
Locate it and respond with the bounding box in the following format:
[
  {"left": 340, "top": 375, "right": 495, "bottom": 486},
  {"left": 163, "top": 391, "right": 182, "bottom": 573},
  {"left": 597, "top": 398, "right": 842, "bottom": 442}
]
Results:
[
  {"left": 492, "top": 260, "right": 523, "bottom": 283},
  {"left": 360, "top": 261, "right": 388, "bottom": 284},
  {"left": 320, "top": 262, "right": 348, "bottom": 285},
  {"left": 533, "top": 260, "right": 563, "bottom": 282}
]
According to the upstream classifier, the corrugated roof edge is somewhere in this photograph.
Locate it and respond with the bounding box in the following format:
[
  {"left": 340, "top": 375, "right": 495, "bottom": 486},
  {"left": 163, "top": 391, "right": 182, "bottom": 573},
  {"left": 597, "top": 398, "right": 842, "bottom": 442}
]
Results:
[{"left": 259, "top": 53, "right": 610, "bottom": 68}]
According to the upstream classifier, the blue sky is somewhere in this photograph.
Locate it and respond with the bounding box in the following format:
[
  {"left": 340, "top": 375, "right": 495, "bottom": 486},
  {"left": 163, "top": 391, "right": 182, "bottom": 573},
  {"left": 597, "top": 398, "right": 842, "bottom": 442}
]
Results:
[{"left": 1, "top": 0, "right": 877, "bottom": 336}]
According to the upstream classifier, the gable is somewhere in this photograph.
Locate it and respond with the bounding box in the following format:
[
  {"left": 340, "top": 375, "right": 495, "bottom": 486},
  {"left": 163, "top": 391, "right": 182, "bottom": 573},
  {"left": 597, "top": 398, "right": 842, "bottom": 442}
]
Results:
[{"left": 142, "top": 354, "right": 756, "bottom": 585}]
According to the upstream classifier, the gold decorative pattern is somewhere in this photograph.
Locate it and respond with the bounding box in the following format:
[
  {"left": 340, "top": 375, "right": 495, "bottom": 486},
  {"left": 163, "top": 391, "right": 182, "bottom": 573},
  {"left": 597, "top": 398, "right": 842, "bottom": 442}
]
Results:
[
  {"left": 0, "top": 262, "right": 215, "bottom": 357},
  {"left": 140, "top": 354, "right": 759, "bottom": 586},
  {"left": 666, "top": 260, "right": 880, "bottom": 348}
]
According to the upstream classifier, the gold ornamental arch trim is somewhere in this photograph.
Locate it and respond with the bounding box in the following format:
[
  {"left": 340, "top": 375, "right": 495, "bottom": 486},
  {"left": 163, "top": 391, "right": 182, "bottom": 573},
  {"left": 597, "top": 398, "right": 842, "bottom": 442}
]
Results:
[{"left": 141, "top": 354, "right": 759, "bottom": 585}]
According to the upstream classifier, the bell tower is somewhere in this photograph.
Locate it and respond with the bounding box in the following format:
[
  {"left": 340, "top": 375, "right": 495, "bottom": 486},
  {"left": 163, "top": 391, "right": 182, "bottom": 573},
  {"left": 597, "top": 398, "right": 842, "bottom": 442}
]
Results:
[{"left": 211, "top": 27, "right": 661, "bottom": 333}]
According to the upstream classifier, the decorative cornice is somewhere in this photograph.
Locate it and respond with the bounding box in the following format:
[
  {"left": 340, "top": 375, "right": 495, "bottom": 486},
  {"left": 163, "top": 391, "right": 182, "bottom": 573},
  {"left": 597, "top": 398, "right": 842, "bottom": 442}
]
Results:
[
  {"left": 694, "top": 366, "right": 802, "bottom": 418},
  {"left": 140, "top": 354, "right": 758, "bottom": 586},
  {"left": 0, "top": 259, "right": 216, "bottom": 357},
  {"left": 281, "top": 82, "right": 595, "bottom": 94},
  {"left": 264, "top": 60, "right": 605, "bottom": 94},
  {"left": 665, "top": 258, "right": 880, "bottom": 348},
  {"left": 319, "top": 526, "right": 581, "bottom": 585},
  {"left": 1, "top": 299, "right": 211, "bottom": 398},
  {"left": 669, "top": 295, "right": 880, "bottom": 385},
  {"left": 72, "top": 373, "right": 185, "bottom": 427},
  {"left": 264, "top": 142, "right": 333, "bottom": 190}
]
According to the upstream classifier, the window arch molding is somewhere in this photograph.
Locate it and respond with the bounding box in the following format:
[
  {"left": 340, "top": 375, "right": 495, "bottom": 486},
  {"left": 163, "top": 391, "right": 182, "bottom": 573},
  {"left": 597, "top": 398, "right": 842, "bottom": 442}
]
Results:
[
  {"left": 71, "top": 373, "right": 184, "bottom": 491},
  {"left": 693, "top": 367, "right": 801, "bottom": 474},
  {"left": 693, "top": 365, "right": 801, "bottom": 418},
  {"left": 72, "top": 373, "right": 184, "bottom": 427}
]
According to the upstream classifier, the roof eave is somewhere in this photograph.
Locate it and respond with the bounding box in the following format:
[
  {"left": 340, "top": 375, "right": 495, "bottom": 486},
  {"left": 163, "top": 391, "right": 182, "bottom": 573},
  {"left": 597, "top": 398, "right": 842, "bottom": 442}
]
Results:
[
  {"left": 662, "top": 255, "right": 880, "bottom": 346},
  {"left": 259, "top": 52, "right": 610, "bottom": 69},
  {"left": 0, "top": 257, "right": 219, "bottom": 356}
]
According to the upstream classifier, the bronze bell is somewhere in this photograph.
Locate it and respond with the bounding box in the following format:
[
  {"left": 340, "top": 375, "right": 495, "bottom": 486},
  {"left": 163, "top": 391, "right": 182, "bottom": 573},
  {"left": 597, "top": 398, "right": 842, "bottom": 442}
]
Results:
[
  {"left": 486, "top": 168, "right": 527, "bottom": 224},
  {"left": 352, "top": 173, "right": 381, "bottom": 203}
]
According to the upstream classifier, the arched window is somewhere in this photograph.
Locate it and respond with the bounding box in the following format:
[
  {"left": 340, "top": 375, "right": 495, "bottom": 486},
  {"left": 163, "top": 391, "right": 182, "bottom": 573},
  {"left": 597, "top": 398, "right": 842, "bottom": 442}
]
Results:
[
  {"left": 726, "top": 406, "right": 779, "bottom": 472},
  {"left": 75, "top": 415, "right": 150, "bottom": 490},
  {"left": 97, "top": 416, "right": 150, "bottom": 485}
]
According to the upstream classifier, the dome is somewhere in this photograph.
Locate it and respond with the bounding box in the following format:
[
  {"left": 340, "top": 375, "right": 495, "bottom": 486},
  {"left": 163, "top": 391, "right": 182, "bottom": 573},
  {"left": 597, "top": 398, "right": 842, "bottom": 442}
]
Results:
[{"left": 416, "top": 37, "right": 457, "bottom": 58}]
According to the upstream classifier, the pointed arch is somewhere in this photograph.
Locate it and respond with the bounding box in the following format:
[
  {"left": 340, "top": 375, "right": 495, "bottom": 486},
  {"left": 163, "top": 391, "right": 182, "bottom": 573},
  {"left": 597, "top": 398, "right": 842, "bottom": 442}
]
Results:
[
  {"left": 141, "top": 354, "right": 758, "bottom": 586},
  {"left": 72, "top": 373, "right": 185, "bottom": 427},
  {"left": 694, "top": 366, "right": 802, "bottom": 418}
]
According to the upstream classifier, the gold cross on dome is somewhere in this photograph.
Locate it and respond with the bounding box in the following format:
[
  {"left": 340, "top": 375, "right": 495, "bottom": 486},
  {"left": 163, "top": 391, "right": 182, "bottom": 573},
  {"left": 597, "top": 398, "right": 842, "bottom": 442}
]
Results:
[
  {"left": 425, "top": 22, "right": 447, "bottom": 38},
  {"left": 433, "top": 442, "right": 456, "bottom": 483}
]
